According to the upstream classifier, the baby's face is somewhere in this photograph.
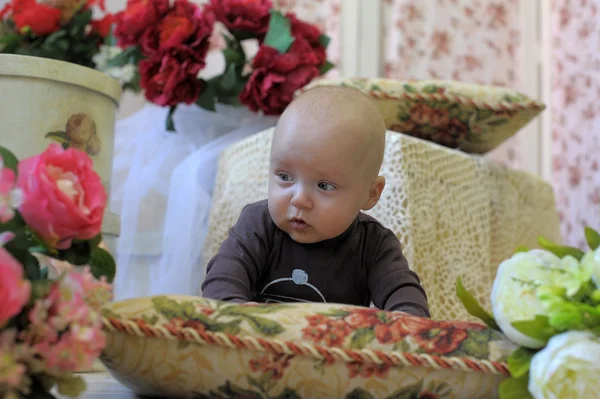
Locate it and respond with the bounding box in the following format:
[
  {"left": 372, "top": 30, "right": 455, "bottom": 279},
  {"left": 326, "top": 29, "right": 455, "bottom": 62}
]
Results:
[{"left": 268, "top": 116, "right": 378, "bottom": 243}]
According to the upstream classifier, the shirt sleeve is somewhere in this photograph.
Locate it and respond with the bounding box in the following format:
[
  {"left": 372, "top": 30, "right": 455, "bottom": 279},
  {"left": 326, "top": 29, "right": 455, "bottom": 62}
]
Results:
[
  {"left": 201, "top": 202, "right": 273, "bottom": 303},
  {"left": 368, "top": 227, "right": 430, "bottom": 317}
]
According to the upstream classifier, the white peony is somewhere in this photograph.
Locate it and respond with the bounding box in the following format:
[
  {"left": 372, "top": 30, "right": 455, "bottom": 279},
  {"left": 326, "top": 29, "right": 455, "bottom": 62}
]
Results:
[
  {"left": 581, "top": 247, "right": 600, "bottom": 287},
  {"left": 106, "top": 64, "right": 136, "bottom": 86},
  {"left": 92, "top": 45, "right": 135, "bottom": 85},
  {"left": 92, "top": 45, "right": 123, "bottom": 71},
  {"left": 529, "top": 330, "right": 600, "bottom": 399},
  {"left": 491, "top": 250, "right": 564, "bottom": 348}
]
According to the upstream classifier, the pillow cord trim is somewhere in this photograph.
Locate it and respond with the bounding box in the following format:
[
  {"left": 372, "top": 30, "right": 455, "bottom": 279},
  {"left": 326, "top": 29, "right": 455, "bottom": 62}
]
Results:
[{"left": 102, "top": 316, "right": 510, "bottom": 376}]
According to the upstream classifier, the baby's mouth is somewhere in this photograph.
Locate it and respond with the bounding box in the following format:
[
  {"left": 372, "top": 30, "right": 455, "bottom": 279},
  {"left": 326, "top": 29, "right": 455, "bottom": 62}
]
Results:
[{"left": 289, "top": 217, "right": 309, "bottom": 230}]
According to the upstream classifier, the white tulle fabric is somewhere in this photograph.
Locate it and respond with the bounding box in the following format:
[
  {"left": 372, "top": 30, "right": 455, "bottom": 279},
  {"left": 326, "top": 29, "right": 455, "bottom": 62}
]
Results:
[{"left": 110, "top": 103, "right": 278, "bottom": 301}]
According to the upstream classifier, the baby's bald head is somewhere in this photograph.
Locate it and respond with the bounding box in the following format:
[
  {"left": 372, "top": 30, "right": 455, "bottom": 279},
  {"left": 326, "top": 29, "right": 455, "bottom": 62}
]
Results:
[
  {"left": 268, "top": 86, "right": 388, "bottom": 241},
  {"left": 273, "top": 86, "right": 386, "bottom": 179}
]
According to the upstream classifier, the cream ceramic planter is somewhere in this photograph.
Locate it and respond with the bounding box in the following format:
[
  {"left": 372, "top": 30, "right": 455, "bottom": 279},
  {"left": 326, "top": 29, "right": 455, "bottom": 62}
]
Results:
[{"left": 0, "top": 54, "right": 122, "bottom": 251}]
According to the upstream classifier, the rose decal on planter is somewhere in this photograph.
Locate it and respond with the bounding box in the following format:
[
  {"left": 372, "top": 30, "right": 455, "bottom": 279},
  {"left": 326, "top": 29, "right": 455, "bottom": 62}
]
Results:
[{"left": 45, "top": 113, "right": 102, "bottom": 156}]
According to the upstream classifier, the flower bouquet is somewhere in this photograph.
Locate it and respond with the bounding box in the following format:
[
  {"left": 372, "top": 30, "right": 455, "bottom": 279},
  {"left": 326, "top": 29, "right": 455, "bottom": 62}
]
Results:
[
  {"left": 0, "top": 0, "right": 113, "bottom": 68},
  {"left": 103, "top": 0, "right": 335, "bottom": 130},
  {"left": 457, "top": 226, "right": 600, "bottom": 398},
  {"left": 0, "top": 143, "right": 116, "bottom": 398}
]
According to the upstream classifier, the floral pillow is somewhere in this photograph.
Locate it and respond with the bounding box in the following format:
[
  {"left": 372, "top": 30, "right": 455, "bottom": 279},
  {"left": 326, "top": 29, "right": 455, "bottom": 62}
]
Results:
[
  {"left": 300, "top": 78, "right": 545, "bottom": 154},
  {"left": 100, "top": 295, "right": 514, "bottom": 399}
]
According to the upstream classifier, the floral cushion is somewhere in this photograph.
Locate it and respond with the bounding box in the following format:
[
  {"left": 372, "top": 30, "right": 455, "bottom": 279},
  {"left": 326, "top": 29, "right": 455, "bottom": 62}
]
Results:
[
  {"left": 300, "top": 78, "right": 545, "bottom": 153},
  {"left": 100, "top": 295, "right": 514, "bottom": 399}
]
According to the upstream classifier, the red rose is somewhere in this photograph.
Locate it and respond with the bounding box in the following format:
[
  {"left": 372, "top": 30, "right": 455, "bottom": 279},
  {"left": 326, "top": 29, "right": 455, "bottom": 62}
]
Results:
[
  {"left": 287, "top": 12, "right": 327, "bottom": 65},
  {"left": 205, "top": 0, "right": 272, "bottom": 39},
  {"left": 10, "top": 0, "right": 62, "bottom": 36},
  {"left": 140, "top": 0, "right": 214, "bottom": 63},
  {"left": 240, "top": 39, "right": 320, "bottom": 115},
  {"left": 113, "top": 0, "right": 169, "bottom": 47},
  {"left": 139, "top": 51, "right": 203, "bottom": 107},
  {"left": 91, "top": 14, "right": 114, "bottom": 38}
]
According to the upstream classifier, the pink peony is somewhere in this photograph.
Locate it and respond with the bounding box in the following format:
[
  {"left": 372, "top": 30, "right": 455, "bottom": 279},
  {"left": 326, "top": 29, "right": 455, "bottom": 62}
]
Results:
[
  {"left": 0, "top": 329, "right": 31, "bottom": 395},
  {"left": 0, "top": 248, "right": 30, "bottom": 327},
  {"left": 0, "top": 157, "right": 23, "bottom": 223},
  {"left": 16, "top": 144, "right": 107, "bottom": 250},
  {"left": 22, "top": 268, "right": 110, "bottom": 374}
]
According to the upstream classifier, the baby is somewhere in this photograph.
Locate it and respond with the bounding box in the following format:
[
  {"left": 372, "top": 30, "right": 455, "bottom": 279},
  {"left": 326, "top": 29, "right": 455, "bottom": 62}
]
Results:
[{"left": 201, "top": 86, "right": 429, "bottom": 317}]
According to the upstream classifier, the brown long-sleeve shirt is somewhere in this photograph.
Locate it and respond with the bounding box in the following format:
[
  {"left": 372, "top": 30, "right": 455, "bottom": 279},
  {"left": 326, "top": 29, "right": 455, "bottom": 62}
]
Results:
[{"left": 202, "top": 200, "right": 429, "bottom": 317}]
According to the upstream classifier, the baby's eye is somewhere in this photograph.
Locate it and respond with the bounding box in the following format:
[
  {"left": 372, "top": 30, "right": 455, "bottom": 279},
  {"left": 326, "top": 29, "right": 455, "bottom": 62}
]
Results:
[
  {"left": 277, "top": 172, "right": 292, "bottom": 182},
  {"left": 317, "top": 182, "right": 336, "bottom": 191}
]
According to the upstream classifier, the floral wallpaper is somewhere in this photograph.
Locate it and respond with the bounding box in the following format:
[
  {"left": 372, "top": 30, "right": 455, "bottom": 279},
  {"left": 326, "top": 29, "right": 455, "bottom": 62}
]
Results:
[
  {"left": 382, "top": 0, "right": 522, "bottom": 169},
  {"left": 382, "top": 0, "right": 600, "bottom": 247},
  {"left": 551, "top": 0, "right": 600, "bottom": 248}
]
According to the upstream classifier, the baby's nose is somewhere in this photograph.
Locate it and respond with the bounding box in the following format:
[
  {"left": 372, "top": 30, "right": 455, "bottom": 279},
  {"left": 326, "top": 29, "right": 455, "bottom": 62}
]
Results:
[{"left": 290, "top": 188, "right": 313, "bottom": 210}]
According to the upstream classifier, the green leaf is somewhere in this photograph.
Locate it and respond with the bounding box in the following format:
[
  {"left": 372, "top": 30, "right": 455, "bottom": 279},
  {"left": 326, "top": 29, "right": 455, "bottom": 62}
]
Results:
[
  {"left": 476, "top": 109, "right": 494, "bottom": 121},
  {"left": 57, "top": 240, "right": 92, "bottom": 266},
  {"left": 349, "top": 328, "right": 375, "bottom": 349},
  {"left": 403, "top": 84, "right": 417, "bottom": 93},
  {"left": 243, "top": 314, "right": 284, "bottom": 336},
  {"left": 229, "top": 29, "right": 256, "bottom": 41},
  {"left": 585, "top": 226, "right": 600, "bottom": 250},
  {"left": 318, "top": 309, "right": 351, "bottom": 318},
  {"left": 0, "top": 33, "right": 22, "bottom": 53},
  {"left": 222, "top": 33, "right": 237, "bottom": 49},
  {"left": 511, "top": 315, "right": 554, "bottom": 342},
  {"left": 104, "top": 25, "right": 117, "bottom": 46},
  {"left": 263, "top": 10, "right": 295, "bottom": 53},
  {"left": 89, "top": 234, "right": 102, "bottom": 249},
  {"left": 538, "top": 236, "right": 585, "bottom": 260},
  {"left": 216, "top": 94, "right": 242, "bottom": 107},
  {"left": 44, "top": 30, "right": 66, "bottom": 46},
  {"left": 498, "top": 374, "right": 533, "bottom": 399},
  {"left": 30, "top": 279, "right": 52, "bottom": 302},
  {"left": 166, "top": 106, "right": 177, "bottom": 132},
  {"left": 222, "top": 47, "right": 246, "bottom": 65},
  {"left": 106, "top": 45, "right": 141, "bottom": 68},
  {"left": 345, "top": 389, "right": 375, "bottom": 399},
  {"left": 44, "top": 131, "right": 69, "bottom": 144},
  {"left": 0, "top": 146, "right": 19, "bottom": 172},
  {"left": 507, "top": 347, "right": 536, "bottom": 378},
  {"left": 456, "top": 277, "right": 500, "bottom": 330},
  {"left": 69, "top": 9, "right": 93, "bottom": 28},
  {"left": 487, "top": 118, "right": 509, "bottom": 127},
  {"left": 514, "top": 245, "right": 529, "bottom": 253},
  {"left": 318, "top": 34, "right": 330, "bottom": 48},
  {"left": 221, "top": 64, "right": 239, "bottom": 91},
  {"left": 196, "top": 80, "right": 217, "bottom": 112},
  {"left": 421, "top": 84, "right": 440, "bottom": 94},
  {"left": 221, "top": 305, "right": 290, "bottom": 315},
  {"left": 89, "top": 247, "right": 116, "bottom": 283},
  {"left": 206, "top": 319, "right": 242, "bottom": 335},
  {"left": 56, "top": 374, "right": 87, "bottom": 398},
  {"left": 319, "top": 60, "right": 335, "bottom": 75}
]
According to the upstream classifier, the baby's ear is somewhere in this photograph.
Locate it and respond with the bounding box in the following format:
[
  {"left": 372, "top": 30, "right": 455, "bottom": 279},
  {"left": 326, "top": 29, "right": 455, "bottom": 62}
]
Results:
[{"left": 362, "top": 176, "right": 386, "bottom": 211}]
